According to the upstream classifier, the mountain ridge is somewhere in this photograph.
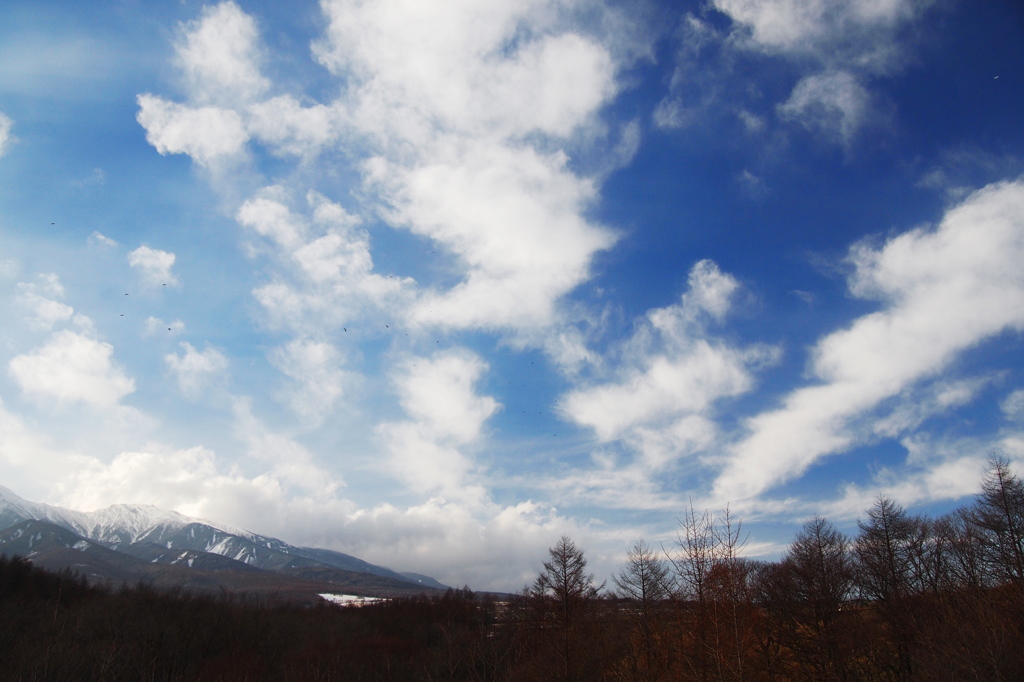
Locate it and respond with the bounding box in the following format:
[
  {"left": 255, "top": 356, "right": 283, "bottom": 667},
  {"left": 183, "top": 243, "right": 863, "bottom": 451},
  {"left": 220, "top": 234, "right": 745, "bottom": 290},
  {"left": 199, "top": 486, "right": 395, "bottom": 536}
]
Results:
[{"left": 0, "top": 485, "right": 448, "bottom": 598}]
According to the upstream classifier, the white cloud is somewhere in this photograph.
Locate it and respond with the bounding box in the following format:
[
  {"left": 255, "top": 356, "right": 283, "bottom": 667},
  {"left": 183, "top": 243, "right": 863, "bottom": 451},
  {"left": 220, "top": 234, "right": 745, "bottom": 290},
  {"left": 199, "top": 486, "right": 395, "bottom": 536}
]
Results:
[
  {"left": 778, "top": 70, "right": 883, "bottom": 146},
  {"left": 137, "top": 4, "right": 340, "bottom": 164},
  {"left": 872, "top": 376, "right": 992, "bottom": 438},
  {"left": 814, "top": 435, "right": 996, "bottom": 520},
  {"left": 231, "top": 398, "right": 342, "bottom": 497},
  {"left": 396, "top": 350, "right": 499, "bottom": 443},
  {"left": 87, "top": 231, "right": 118, "bottom": 248},
  {"left": 165, "top": 342, "right": 227, "bottom": 397},
  {"left": 128, "top": 245, "right": 179, "bottom": 286},
  {"left": 0, "top": 398, "right": 71, "bottom": 492},
  {"left": 313, "top": 0, "right": 616, "bottom": 141},
  {"left": 659, "top": 0, "right": 933, "bottom": 144},
  {"left": 714, "top": 178, "right": 1024, "bottom": 503},
  {"left": 712, "top": 0, "right": 930, "bottom": 67},
  {"left": 269, "top": 338, "right": 346, "bottom": 424},
  {"left": 563, "top": 260, "right": 773, "bottom": 448},
  {"left": 9, "top": 330, "right": 135, "bottom": 407},
  {"left": 15, "top": 274, "right": 74, "bottom": 330},
  {"left": 174, "top": 1, "right": 268, "bottom": 106},
  {"left": 373, "top": 142, "right": 617, "bottom": 331},
  {"left": 52, "top": 445, "right": 331, "bottom": 534},
  {"left": 311, "top": 0, "right": 621, "bottom": 333},
  {"left": 136, "top": 95, "right": 249, "bottom": 166},
  {"left": 331, "top": 497, "right": 576, "bottom": 591},
  {"left": 144, "top": 316, "right": 185, "bottom": 336},
  {"left": 247, "top": 96, "right": 343, "bottom": 158},
  {"left": 1002, "top": 389, "right": 1024, "bottom": 422},
  {"left": 0, "top": 111, "right": 13, "bottom": 157},
  {"left": 238, "top": 187, "right": 411, "bottom": 334},
  {"left": 378, "top": 349, "right": 498, "bottom": 496},
  {"left": 136, "top": 0, "right": 629, "bottom": 340}
]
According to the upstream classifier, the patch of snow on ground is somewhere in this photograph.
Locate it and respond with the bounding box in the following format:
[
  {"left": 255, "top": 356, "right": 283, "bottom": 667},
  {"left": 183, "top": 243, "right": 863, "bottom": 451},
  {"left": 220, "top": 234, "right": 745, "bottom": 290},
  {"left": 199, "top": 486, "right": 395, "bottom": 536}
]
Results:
[{"left": 319, "top": 594, "right": 388, "bottom": 607}]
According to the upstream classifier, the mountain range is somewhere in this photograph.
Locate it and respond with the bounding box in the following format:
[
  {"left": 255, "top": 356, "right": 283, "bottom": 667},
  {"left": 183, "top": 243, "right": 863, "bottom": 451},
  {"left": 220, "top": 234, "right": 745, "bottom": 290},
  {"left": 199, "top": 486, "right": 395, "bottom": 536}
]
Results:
[{"left": 0, "top": 485, "right": 448, "bottom": 603}]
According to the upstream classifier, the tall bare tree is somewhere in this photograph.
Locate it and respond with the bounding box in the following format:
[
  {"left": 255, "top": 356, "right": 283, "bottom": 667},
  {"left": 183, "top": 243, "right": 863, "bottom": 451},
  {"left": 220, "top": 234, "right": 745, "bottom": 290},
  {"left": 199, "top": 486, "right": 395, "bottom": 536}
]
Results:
[
  {"left": 668, "top": 503, "right": 756, "bottom": 682},
  {"left": 531, "top": 535, "right": 604, "bottom": 682},
  {"left": 614, "top": 539, "right": 671, "bottom": 681},
  {"left": 784, "top": 516, "right": 853, "bottom": 680},
  {"left": 971, "top": 454, "right": 1024, "bottom": 584},
  {"left": 854, "top": 496, "right": 925, "bottom": 680}
]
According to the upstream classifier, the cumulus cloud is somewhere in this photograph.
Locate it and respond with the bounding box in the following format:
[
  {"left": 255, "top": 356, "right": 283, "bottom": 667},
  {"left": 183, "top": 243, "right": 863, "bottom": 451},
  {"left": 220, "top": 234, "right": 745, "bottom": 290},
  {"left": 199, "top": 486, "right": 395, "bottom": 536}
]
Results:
[
  {"left": 165, "top": 342, "right": 227, "bottom": 397},
  {"left": 714, "top": 178, "right": 1024, "bottom": 503},
  {"left": 247, "top": 96, "right": 343, "bottom": 159},
  {"left": 136, "top": 96, "right": 249, "bottom": 166},
  {"left": 563, "top": 260, "right": 774, "bottom": 451},
  {"left": 313, "top": 0, "right": 617, "bottom": 140},
  {"left": 137, "top": 0, "right": 630, "bottom": 339},
  {"left": 15, "top": 274, "right": 74, "bottom": 330},
  {"left": 312, "top": 0, "right": 622, "bottom": 333},
  {"left": 9, "top": 330, "right": 135, "bottom": 407},
  {"left": 174, "top": 1, "right": 268, "bottom": 105},
  {"left": 377, "top": 349, "right": 498, "bottom": 497},
  {"left": 128, "top": 245, "right": 179, "bottom": 286},
  {"left": 0, "top": 112, "right": 13, "bottom": 157},
  {"left": 238, "top": 187, "right": 408, "bottom": 333},
  {"left": 372, "top": 143, "right": 617, "bottom": 331},
  {"left": 269, "top": 338, "right": 346, "bottom": 424},
  {"left": 135, "top": 3, "right": 343, "bottom": 165}
]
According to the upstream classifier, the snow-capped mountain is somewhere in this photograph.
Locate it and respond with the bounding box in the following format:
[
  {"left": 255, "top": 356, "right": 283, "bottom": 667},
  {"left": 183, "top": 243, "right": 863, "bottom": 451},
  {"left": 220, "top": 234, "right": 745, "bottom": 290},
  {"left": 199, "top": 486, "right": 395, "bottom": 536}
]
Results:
[
  {"left": 0, "top": 484, "right": 197, "bottom": 544},
  {"left": 0, "top": 485, "right": 446, "bottom": 595}
]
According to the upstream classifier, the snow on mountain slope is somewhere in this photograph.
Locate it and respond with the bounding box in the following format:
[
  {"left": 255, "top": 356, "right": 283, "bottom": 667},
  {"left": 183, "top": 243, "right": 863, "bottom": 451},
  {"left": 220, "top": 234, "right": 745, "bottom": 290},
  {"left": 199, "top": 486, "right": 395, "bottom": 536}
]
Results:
[
  {"left": 0, "top": 484, "right": 245, "bottom": 545},
  {"left": 0, "top": 484, "right": 448, "bottom": 590}
]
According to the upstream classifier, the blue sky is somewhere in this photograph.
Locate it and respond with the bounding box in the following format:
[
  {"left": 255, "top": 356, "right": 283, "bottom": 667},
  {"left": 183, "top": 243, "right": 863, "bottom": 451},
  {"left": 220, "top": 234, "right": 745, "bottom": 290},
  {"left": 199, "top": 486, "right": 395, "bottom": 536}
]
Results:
[{"left": 1, "top": 0, "right": 1023, "bottom": 590}]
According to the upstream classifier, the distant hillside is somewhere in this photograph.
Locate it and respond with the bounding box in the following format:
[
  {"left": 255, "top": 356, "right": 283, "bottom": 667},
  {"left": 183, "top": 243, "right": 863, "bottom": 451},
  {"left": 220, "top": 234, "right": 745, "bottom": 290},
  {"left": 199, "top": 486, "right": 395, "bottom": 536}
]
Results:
[{"left": 0, "top": 485, "right": 448, "bottom": 600}]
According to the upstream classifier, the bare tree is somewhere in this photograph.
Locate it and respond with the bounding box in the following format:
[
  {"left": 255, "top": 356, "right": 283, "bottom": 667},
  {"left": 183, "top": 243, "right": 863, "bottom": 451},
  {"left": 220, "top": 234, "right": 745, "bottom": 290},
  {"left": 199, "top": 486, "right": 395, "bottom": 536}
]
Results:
[
  {"left": 615, "top": 539, "right": 671, "bottom": 608},
  {"left": 614, "top": 539, "right": 671, "bottom": 681},
  {"left": 668, "top": 503, "right": 756, "bottom": 682},
  {"left": 971, "top": 454, "right": 1024, "bottom": 584},
  {"left": 854, "top": 496, "right": 926, "bottom": 680},
  {"left": 531, "top": 535, "right": 604, "bottom": 682},
  {"left": 783, "top": 516, "right": 853, "bottom": 680}
]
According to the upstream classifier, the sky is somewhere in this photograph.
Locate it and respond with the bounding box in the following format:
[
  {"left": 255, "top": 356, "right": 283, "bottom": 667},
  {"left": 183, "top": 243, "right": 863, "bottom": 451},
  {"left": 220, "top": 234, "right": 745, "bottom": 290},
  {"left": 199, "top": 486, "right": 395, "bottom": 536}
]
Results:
[{"left": 0, "top": 0, "right": 1023, "bottom": 591}]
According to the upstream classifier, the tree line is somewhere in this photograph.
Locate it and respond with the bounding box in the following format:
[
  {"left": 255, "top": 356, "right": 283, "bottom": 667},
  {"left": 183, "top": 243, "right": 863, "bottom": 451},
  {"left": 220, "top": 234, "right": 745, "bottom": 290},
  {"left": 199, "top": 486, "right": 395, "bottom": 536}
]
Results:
[
  {"left": 3, "top": 455, "right": 1024, "bottom": 680},
  {"left": 532, "top": 454, "right": 1024, "bottom": 681}
]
